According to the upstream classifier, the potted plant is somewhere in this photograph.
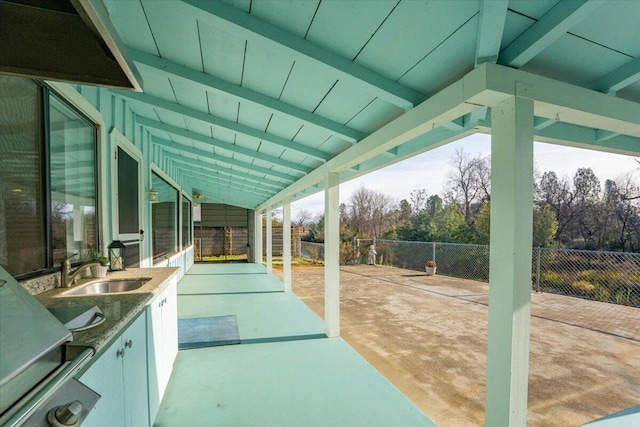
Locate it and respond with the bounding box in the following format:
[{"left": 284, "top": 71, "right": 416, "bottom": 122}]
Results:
[
  {"left": 425, "top": 260, "right": 437, "bottom": 276},
  {"left": 91, "top": 252, "right": 110, "bottom": 278}
]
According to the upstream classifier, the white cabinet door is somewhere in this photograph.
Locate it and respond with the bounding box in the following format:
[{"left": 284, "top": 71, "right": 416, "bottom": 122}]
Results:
[
  {"left": 162, "top": 278, "right": 178, "bottom": 379},
  {"left": 147, "top": 277, "right": 178, "bottom": 424},
  {"left": 122, "top": 312, "right": 149, "bottom": 427},
  {"left": 79, "top": 313, "right": 149, "bottom": 427},
  {"left": 146, "top": 293, "right": 164, "bottom": 421},
  {"left": 79, "top": 335, "right": 126, "bottom": 427}
]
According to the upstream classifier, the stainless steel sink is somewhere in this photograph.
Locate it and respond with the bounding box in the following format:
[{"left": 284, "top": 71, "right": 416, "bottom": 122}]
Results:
[{"left": 63, "top": 279, "right": 150, "bottom": 296}]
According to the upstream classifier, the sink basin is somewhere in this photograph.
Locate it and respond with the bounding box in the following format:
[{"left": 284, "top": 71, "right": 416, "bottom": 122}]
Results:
[{"left": 63, "top": 279, "right": 150, "bottom": 296}]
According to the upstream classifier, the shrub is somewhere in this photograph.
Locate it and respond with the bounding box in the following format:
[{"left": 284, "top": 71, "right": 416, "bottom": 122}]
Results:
[
  {"left": 593, "top": 285, "right": 611, "bottom": 302},
  {"left": 571, "top": 280, "right": 595, "bottom": 295}
]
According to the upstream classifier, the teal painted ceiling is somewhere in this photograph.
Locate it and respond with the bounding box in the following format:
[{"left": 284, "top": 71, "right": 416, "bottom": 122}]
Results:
[{"left": 101, "top": 0, "right": 640, "bottom": 209}]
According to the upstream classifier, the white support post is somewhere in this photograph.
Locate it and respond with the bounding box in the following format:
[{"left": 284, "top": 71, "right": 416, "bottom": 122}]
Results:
[
  {"left": 324, "top": 172, "right": 340, "bottom": 337},
  {"left": 254, "top": 210, "right": 263, "bottom": 265},
  {"left": 266, "top": 208, "right": 273, "bottom": 273},
  {"left": 282, "top": 198, "right": 292, "bottom": 292},
  {"left": 485, "top": 95, "right": 534, "bottom": 427}
]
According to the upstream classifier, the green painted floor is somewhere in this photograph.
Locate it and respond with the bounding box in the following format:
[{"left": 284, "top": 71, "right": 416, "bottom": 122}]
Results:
[{"left": 154, "top": 263, "right": 437, "bottom": 427}]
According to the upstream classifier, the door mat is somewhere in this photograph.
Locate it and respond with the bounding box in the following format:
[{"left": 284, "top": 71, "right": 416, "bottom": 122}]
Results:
[{"left": 178, "top": 315, "right": 240, "bottom": 350}]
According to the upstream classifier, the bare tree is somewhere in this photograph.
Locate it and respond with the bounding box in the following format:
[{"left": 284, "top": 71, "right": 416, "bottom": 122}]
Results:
[
  {"left": 346, "top": 186, "right": 397, "bottom": 238},
  {"left": 444, "top": 148, "right": 490, "bottom": 225},
  {"left": 294, "top": 209, "right": 313, "bottom": 226}
]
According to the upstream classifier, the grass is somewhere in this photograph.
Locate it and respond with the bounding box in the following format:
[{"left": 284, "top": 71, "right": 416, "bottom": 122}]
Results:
[{"left": 201, "top": 254, "right": 248, "bottom": 261}]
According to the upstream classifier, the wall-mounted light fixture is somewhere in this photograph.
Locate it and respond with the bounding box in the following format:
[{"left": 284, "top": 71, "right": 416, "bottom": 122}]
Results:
[
  {"left": 147, "top": 187, "right": 159, "bottom": 202},
  {"left": 193, "top": 192, "right": 202, "bottom": 200}
]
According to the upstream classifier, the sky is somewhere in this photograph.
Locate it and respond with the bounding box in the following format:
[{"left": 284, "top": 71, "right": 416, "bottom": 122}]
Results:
[{"left": 286, "top": 133, "right": 639, "bottom": 220}]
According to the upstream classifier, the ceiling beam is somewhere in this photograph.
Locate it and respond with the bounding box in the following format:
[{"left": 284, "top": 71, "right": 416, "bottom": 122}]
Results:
[
  {"left": 178, "top": 170, "right": 276, "bottom": 198},
  {"left": 180, "top": 0, "right": 424, "bottom": 109},
  {"left": 176, "top": 171, "right": 268, "bottom": 203},
  {"left": 257, "top": 62, "right": 640, "bottom": 210},
  {"left": 137, "top": 115, "right": 312, "bottom": 173},
  {"left": 589, "top": 56, "right": 640, "bottom": 95},
  {"left": 183, "top": 178, "right": 263, "bottom": 208},
  {"left": 127, "top": 47, "right": 365, "bottom": 143},
  {"left": 498, "top": 0, "right": 603, "bottom": 67},
  {"left": 178, "top": 168, "right": 276, "bottom": 198},
  {"left": 475, "top": 0, "right": 509, "bottom": 67},
  {"left": 163, "top": 151, "right": 286, "bottom": 190},
  {"left": 114, "top": 90, "right": 332, "bottom": 161},
  {"left": 153, "top": 136, "right": 295, "bottom": 182}
]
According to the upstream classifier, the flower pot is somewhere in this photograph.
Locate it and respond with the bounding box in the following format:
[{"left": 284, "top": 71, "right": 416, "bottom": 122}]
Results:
[
  {"left": 91, "top": 265, "right": 108, "bottom": 278},
  {"left": 425, "top": 266, "right": 436, "bottom": 276}
]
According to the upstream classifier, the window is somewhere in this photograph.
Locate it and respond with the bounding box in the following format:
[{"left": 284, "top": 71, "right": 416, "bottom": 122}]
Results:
[
  {"left": 0, "top": 76, "right": 97, "bottom": 278},
  {"left": 182, "top": 195, "right": 192, "bottom": 247},
  {"left": 151, "top": 172, "right": 178, "bottom": 260}
]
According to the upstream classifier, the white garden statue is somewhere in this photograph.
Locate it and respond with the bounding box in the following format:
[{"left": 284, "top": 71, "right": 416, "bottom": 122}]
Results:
[{"left": 367, "top": 245, "right": 377, "bottom": 265}]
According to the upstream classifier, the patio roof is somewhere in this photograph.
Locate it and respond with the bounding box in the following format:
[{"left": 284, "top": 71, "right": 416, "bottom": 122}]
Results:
[{"left": 99, "top": 0, "right": 640, "bottom": 210}]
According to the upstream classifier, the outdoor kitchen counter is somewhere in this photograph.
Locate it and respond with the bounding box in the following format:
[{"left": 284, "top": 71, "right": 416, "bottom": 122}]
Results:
[{"left": 35, "top": 267, "right": 179, "bottom": 356}]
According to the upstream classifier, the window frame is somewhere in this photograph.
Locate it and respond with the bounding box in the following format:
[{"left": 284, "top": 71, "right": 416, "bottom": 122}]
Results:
[
  {"left": 150, "top": 165, "right": 180, "bottom": 262},
  {"left": 5, "top": 79, "right": 99, "bottom": 280}
]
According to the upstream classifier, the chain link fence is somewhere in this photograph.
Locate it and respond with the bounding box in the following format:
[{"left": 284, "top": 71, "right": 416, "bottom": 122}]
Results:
[
  {"left": 534, "top": 247, "right": 640, "bottom": 307},
  {"left": 300, "top": 238, "right": 640, "bottom": 308},
  {"left": 300, "top": 241, "right": 325, "bottom": 263}
]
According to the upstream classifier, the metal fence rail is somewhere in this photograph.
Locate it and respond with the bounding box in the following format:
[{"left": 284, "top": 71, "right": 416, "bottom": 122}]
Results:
[{"left": 300, "top": 238, "right": 640, "bottom": 308}]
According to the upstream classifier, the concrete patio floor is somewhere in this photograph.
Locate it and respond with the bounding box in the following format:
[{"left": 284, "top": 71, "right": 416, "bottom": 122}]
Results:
[
  {"left": 277, "top": 264, "right": 640, "bottom": 427},
  {"left": 154, "top": 263, "right": 437, "bottom": 427}
]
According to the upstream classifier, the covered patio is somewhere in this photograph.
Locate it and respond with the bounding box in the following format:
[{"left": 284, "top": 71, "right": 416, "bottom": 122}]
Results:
[
  {"left": 3, "top": 1, "right": 639, "bottom": 425},
  {"left": 155, "top": 263, "right": 436, "bottom": 427}
]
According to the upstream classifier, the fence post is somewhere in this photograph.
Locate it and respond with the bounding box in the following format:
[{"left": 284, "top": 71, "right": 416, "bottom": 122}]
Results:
[
  {"left": 432, "top": 242, "right": 436, "bottom": 263},
  {"left": 535, "top": 247, "right": 541, "bottom": 293}
]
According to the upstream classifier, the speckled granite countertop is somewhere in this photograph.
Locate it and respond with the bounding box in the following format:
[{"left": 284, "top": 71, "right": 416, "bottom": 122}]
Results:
[{"left": 35, "top": 267, "right": 179, "bottom": 356}]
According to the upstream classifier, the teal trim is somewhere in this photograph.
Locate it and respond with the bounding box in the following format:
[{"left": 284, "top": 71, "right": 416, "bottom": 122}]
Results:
[{"left": 589, "top": 56, "right": 640, "bottom": 95}]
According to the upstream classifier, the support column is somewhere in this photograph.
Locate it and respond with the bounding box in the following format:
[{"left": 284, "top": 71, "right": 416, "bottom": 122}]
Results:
[
  {"left": 282, "top": 197, "right": 292, "bottom": 292},
  {"left": 266, "top": 208, "right": 273, "bottom": 273},
  {"left": 254, "top": 210, "right": 263, "bottom": 265},
  {"left": 485, "top": 95, "right": 534, "bottom": 427},
  {"left": 324, "top": 172, "right": 340, "bottom": 337}
]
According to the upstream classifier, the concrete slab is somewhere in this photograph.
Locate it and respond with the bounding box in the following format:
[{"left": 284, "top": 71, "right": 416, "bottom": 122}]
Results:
[{"left": 281, "top": 264, "right": 640, "bottom": 427}]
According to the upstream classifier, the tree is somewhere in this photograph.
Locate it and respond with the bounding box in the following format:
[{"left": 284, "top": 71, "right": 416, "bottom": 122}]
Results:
[
  {"left": 533, "top": 204, "right": 559, "bottom": 247},
  {"left": 537, "top": 171, "right": 575, "bottom": 245},
  {"left": 294, "top": 209, "right": 313, "bottom": 227},
  {"left": 345, "top": 186, "right": 397, "bottom": 238},
  {"left": 444, "top": 148, "right": 490, "bottom": 225}
]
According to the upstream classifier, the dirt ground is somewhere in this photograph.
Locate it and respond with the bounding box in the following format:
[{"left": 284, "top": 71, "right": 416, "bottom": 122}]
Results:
[{"left": 274, "top": 264, "right": 640, "bottom": 427}]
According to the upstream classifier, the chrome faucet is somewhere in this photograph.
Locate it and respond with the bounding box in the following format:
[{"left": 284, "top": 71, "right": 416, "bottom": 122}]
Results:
[{"left": 60, "top": 254, "right": 102, "bottom": 288}]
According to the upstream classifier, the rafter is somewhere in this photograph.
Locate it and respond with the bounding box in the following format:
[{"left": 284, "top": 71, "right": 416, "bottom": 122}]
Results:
[
  {"left": 183, "top": 181, "right": 262, "bottom": 208},
  {"left": 180, "top": 0, "right": 424, "bottom": 109},
  {"left": 152, "top": 136, "right": 295, "bottom": 182},
  {"left": 475, "top": 0, "right": 509, "bottom": 67},
  {"left": 137, "top": 115, "right": 312, "bottom": 173},
  {"left": 114, "top": 90, "right": 332, "bottom": 161},
  {"left": 589, "top": 56, "right": 640, "bottom": 95},
  {"left": 179, "top": 169, "right": 275, "bottom": 198},
  {"left": 163, "top": 151, "right": 286, "bottom": 190},
  {"left": 179, "top": 169, "right": 276, "bottom": 198},
  {"left": 127, "top": 47, "right": 365, "bottom": 143},
  {"left": 498, "top": 0, "right": 603, "bottom": 67}
]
